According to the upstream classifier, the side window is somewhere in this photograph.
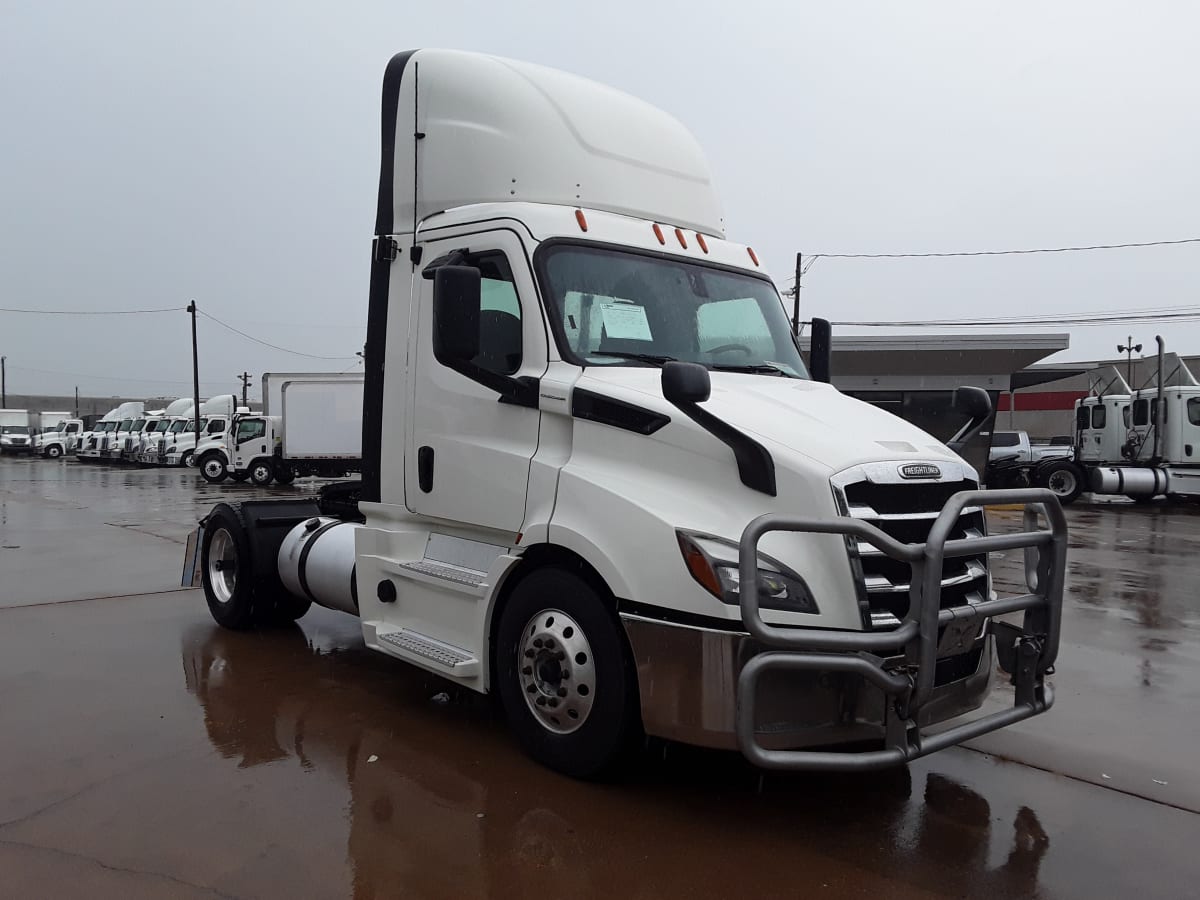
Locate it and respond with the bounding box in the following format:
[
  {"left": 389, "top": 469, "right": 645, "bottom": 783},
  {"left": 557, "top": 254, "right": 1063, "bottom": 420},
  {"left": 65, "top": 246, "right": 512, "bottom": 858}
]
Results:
[
  {"left": 208, "top": 418, "right": 225, "bottom": 435},
  {"left": 1123, "top": 406, "right": 1130, "bottom": 428},
  {"left": 1092, "top": 405, "right": 1107, "bottom": 429},
  {"left": 1133, "top": 399, "right": 1148, "bottom": 426},
  {"left": 236, "top": 419, "right": 265, "bottom": 443},
  {"left": 1076, "top": 406, "right": 1090, "bottom": 429},
  {"left": 473, "top": 253, "right": 522, "bottom": 376},
  {"left": 1190, "top": 398, "right": 1200, "bottom": 426}
]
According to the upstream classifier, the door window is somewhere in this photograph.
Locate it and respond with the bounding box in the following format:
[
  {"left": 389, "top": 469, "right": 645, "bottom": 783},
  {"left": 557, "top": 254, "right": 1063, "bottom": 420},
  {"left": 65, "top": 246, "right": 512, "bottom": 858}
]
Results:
[
  {"left": 236, "top": 419, "right": 265, "bottom": 444},
  {"left": 1189, "top": 398, "right": 1200, "bottom": 426},
  {"left": 1133, "top": 399, "right": 1148, "bottom": 426},
  {"left": 1076, "top": 406, "right": 1090, "bottom": 429},
  {"left": 1091, "top": 405, "right": 1107, "bottom": 429},
  {"left": 207, "top": 418, "right": 225, "bottom": 434},
  {"left": 475, "top": 254, "right": 522, "bottom": 376}
]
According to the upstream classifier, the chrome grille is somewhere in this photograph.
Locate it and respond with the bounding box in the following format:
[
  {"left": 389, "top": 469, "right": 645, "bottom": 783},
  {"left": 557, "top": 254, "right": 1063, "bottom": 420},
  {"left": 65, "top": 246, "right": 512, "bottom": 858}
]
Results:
[{"left": 832, "top": 462, "right": 988, "bottom": 630}]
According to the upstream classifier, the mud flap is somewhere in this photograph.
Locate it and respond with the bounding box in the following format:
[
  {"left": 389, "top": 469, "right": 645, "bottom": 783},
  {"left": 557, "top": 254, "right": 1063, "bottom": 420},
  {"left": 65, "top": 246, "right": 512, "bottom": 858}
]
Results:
[{"left": 181, "top": 525, "right": 205, "bottom": 588}]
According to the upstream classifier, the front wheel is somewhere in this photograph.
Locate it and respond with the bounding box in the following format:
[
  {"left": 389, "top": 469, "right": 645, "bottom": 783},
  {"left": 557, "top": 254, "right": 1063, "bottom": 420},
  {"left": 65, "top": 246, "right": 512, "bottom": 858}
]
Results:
[
  {"left": 199, "top": 452, "right": 228, "bottom": 483},
  {"left": 179, "top": 450, "right": 195, "bottom": 468},
  {"left": 248, "top": 458, "right": 275, "bottom": 486},
  {"left": 45, "top": 445, "right": 63, "bottom": 459},
  {"left": 495, "top": 567, "right": 641, "bottom": 779},
  {"left": 1038, "top": 460, "right": 1083, "bottom": 505}
]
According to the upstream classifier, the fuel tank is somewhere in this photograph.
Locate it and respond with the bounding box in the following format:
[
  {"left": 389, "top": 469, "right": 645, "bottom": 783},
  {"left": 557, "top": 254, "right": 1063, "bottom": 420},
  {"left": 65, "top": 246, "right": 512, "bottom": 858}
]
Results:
[{"left": 277, "top": 516, "right": 362, "bottom": 615}]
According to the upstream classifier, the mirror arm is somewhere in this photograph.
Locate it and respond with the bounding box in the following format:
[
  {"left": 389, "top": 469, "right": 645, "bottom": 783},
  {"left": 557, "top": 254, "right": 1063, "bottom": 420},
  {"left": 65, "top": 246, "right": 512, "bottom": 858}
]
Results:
[{"left": 447, "top": 359, "right": 538, "bottom": 408}]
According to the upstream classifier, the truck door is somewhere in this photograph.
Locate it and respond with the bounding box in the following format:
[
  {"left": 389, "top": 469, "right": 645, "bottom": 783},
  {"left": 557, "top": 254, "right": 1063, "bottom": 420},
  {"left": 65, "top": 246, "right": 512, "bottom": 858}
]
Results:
[{"left": 405, "top": 230, "right": 545, "bottom": 533}]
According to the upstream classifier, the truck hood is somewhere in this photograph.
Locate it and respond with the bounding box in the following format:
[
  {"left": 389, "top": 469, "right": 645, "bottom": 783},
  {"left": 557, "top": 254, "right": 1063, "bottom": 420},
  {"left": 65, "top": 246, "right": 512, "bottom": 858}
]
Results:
[{"left": 575, "top": 368, "right": 968, "bottom": 475}]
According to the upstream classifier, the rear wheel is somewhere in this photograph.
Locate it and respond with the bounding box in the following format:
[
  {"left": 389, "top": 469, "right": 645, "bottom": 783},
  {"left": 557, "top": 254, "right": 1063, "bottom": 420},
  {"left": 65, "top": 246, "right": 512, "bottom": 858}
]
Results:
[
  {"left": 495, "top": 567, "right": 641, "bottom": 779},
  {"left": 1038, "top": 460, "right": 1083, "bottom": 505},
  {"left": 248, "top": 458, "right": 275, "bottom": 486},
  {"left": 200, "top": 504, "right": 311, "bottom": 629},
  {"left": 199, "top": 452, "right": 228, "bottom": 483},
  {"left": 274, "top": 465, "right": 296, "bottom": 485}
]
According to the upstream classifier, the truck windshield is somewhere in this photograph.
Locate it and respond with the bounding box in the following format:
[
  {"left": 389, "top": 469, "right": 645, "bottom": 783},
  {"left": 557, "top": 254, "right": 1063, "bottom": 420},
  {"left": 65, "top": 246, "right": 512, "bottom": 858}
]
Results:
[
  {"left": 537, "top": 244, "right": 808, "bottom": 377},
  {"left": 154, "top": 420, "right": 171, "bottom": 432},
  {"left": 1, "top": 426, "right": 27, "bottom": 435}
]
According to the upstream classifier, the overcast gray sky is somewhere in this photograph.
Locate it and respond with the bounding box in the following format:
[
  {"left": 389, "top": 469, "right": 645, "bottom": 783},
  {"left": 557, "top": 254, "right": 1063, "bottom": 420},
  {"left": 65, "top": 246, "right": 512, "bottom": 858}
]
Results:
[{"left": 3, "top": 1, "right": 1198, "bottom": 400}]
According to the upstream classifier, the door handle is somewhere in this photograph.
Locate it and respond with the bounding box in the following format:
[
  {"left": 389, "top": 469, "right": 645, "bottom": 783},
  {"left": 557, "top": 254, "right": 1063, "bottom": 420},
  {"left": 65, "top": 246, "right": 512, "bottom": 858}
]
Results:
[{"left": 418, "top": 445, "right": 434, "bottom": 493}]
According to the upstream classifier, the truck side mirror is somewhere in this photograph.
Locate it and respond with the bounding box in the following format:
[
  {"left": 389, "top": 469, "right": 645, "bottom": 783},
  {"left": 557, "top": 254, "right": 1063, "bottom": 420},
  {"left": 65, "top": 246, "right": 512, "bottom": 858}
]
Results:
[
  {"left": 662, "top": 361, "right": 711, "bottom": 405},
  {"left": 809, "top": 317, "right": 832, "bottom": 384},
  {"left": 432, "top": 265, "right": 482, "bottom": 365},
  {"left": 946, "top": 386, "right": 993, "bottom": 453}
]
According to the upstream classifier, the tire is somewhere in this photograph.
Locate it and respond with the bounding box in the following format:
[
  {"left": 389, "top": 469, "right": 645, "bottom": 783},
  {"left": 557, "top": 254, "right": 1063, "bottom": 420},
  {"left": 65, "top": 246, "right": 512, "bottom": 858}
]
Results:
[
  {"left": 199, "top": 452, "right": 228, "bottom": 483},
  {"left": 201, "top": 505, "right": 261, "bottom": 630},
  {"left": 274, "top": 465, "right": 296, "bottom": 485},
  {"left": 200, "top": 504, "right": 311, "bottom": 629},
  {"left": 248, "top": 458, "right": 275, "bottom": 486},
  {"left": 229, "top": 471, "right": 249, "bottom": 483},
  {"left": 45, "top": 444, "right": 63, "bottom": 459},
  {"left": 180, "top": 450, "right": 195, "bottom": 468},
  {"left": 1037, "top": 460, "right": 1083, "bottom": 505},
  {"left": 494, "top": 567, "right": 641, "bottom": 779}
]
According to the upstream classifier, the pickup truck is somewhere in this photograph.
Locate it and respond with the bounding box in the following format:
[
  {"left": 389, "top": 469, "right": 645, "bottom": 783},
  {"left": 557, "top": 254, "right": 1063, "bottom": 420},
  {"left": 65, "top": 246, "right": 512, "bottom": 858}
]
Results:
[{"left": 988, "top": 431, "right": 1073, "bottom": 466}]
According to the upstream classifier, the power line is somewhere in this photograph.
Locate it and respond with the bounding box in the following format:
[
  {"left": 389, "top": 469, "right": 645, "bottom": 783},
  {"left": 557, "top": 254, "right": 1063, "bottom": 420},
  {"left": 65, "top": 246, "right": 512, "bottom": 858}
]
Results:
[
  {"left": 807, "top": 236, "right": 1200, "bottom": 261},
  {"left": 197, "top": 310, "right": 357, "bottom": 361},
  {"left": 0, "top": 306, "right": 184, "bottom": 315},
  {"left": 832, "top": 308, "right": 1200, "bottom": 328}
]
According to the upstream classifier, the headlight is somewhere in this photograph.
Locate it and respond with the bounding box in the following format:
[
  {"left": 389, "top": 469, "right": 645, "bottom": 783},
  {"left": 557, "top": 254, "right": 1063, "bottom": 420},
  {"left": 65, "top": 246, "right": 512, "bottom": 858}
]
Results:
[{"left": 676, "top": 531, "right": 818, "bottom": 615}]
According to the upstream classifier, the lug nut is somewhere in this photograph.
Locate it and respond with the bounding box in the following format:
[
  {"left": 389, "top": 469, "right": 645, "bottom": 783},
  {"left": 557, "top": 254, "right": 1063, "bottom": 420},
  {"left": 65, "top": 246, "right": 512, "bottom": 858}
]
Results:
[{"left": 522, "top": 666, "right": 532, "bottom": 676}]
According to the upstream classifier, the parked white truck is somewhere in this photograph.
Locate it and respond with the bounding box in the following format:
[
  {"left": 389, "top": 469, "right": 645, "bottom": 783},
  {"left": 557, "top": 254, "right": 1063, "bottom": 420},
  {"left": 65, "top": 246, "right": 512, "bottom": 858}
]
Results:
[
  {"left": 0, "top": 410, "right": 39, "bottom": 454},
  {"left": 136, "top": 398, "right": 192, "bottom": 465},
  {"left": 218, "top": 375, "right": 365, "bottom": 486},
  {"left": 78, "top": 407, "right": 123, "bottom": 462},
  {"left": 174, "top": 395, "right": 239, "bottom": 473},
  {"left": 188, "top": 50, "right": 1066, "bottom": 777},
  {"left": 34, "top": 414, "right": 84, "bottom": 458}
]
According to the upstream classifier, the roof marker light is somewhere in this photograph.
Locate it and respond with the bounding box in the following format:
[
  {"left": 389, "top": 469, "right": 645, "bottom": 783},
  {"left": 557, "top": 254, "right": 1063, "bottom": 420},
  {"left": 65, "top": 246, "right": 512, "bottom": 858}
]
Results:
[
  {"left": 696, "top": 233, "right": 709, "bottom": 254},
  {"left": 747, "top": 247, "right": 760, "bottom": 266},
  {"left": 675, "top": 228, "right": 688, "bottom": 249},
  {"left": 652, "top": 223, "right": 666, "bottom": 245},
  {"left": 575, "top": 209, "right": 588, "bottom": 232}
]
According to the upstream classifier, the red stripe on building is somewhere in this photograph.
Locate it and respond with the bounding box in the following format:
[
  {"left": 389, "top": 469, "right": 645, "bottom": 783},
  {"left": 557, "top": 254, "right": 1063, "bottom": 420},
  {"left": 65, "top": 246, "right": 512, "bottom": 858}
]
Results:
[{"left": 997, "top": 390, "right": 1087, "bottom": 412}]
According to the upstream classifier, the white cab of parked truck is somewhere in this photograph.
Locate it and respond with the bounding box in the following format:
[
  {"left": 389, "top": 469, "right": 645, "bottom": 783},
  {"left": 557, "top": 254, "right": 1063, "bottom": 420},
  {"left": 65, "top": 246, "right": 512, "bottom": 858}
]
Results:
[
  {"left": 35, "top": 414, "right": 84, "bottom": 458},
  {"left": 137, "top": 398, "right": 192, "bottom": 465},
  {"left": 1075, "top": 366, "right": 1131, "bottom": 466},
  {"left": 102, "top": 401, "right": 145, "bottom": 462},
  {"left": 225, "top": 376, "right": 365, "bottom": 486},
  {"left": 0, "top": 410, "right": 39, "bottom": 454},
  {"left": 78, "top": 408, "right": 121, "bottom": 461},
  {"left": 190, "top": 395, "right": 242, "bottom": 481},
  {"left": 190, "top": 50, "right": 1067, "bottom": 778}
]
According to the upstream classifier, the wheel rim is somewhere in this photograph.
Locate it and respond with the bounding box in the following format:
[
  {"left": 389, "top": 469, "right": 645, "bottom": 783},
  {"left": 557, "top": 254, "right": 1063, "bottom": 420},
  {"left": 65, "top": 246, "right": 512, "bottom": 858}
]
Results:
[
  {"left": 518, "top": 609, "right": 596, "bottom": 735},
  {"left": 182, "top": 451, "right": 193, "bottom": 467},
  {"left": 203, "top": 458, "right": 224, "bottom": 479},
  {"left": 1048, "top": 469, "right": 1076, "bottom": 497},
  {"left": 48, "top": 446, "right": 61, "bottom": 457},
  {"left": 207, "top": 528, "right": 238, "bottom": 604},
  {"left": 253, "top": 465, "right": 270, "bottom": 482}
]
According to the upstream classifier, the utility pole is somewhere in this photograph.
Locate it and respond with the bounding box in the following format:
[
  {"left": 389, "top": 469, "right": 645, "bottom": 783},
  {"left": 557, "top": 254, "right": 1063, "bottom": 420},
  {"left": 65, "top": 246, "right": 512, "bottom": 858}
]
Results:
[
  {"left": 74, "top": 386, "right": 79, "bottom": 418},
  {"left": 1, "top": 355, "right": 6, "bottom": 406},
  {"left": 187, "top": 301, "right": 201, "bottom": 454},
  {"left": 1117, "top": 337, "right": 1142, "bottom": 387},
  {"left": 238, "top": 371, "right": 252, "bottom": 408},
  {"left": 791, "top": 252, "right": 802, "bottom": 334}
]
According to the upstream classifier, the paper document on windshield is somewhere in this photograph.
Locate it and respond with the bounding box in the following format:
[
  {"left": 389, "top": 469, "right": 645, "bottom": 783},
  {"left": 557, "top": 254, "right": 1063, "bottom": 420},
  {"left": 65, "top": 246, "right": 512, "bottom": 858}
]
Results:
[{"left": 599, "top": 300, "right": 653, "bottom": 341}]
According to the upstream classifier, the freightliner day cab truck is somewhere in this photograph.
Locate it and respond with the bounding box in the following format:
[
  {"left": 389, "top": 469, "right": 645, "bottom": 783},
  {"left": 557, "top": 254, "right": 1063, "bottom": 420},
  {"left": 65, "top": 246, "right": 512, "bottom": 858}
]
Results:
[
  {"left": 189, "top": 50, "right": 1068, "bottom": 777},
  {"left": 35, "top": 414, "right": 84, "bottom": 458}
]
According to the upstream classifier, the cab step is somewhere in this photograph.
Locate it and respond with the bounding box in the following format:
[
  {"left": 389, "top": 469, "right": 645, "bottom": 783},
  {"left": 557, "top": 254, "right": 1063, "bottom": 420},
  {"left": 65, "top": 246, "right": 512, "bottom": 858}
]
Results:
[{"left": 369, "top": 625, "right": 480, "bottom": 677}]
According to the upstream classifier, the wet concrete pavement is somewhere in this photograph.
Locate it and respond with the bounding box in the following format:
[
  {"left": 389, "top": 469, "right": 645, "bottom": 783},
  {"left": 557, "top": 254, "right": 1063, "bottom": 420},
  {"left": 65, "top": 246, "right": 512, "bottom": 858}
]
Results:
[{"left": 2, "top": 454, "right": 1199, "bottom": 898}]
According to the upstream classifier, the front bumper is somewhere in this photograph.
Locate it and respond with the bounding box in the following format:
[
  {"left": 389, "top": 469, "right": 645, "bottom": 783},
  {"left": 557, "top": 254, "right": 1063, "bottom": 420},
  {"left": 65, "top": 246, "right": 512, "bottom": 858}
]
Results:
[{"left": 623, "top": 488, "right": 1066, "bottom": 771}]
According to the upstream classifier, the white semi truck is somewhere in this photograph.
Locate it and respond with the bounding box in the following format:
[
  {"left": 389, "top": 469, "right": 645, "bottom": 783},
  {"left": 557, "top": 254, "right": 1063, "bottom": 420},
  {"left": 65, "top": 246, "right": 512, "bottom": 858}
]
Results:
[
  {"left": 78, "top": 407, "right": 122, "bottom": 462},
  {"left": 188, "top": 50, "right": 1066, "bottom": 777},
  {"left": 34, "top": 414, "right": 84, "bottom": 458},
  {"left": 1005, "top": 342, "right": 1200, "bottom": 504},
  {"left": 136, "top": 398, "right": 193, "bottom": 465},
  {"left": 217, "top": 375, "right": 365, "bottom": 486},
  {"left": 173, "top": 395, "right": 239, "bottom": 472}
]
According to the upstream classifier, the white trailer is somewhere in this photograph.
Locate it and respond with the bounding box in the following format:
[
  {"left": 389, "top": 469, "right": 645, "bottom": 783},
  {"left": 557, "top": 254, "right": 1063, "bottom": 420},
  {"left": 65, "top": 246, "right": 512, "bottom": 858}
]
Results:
[
  {"left": 223, "top": 377, "right": 364, "bottom": 485},
  {"left": 188, "top": 50, "right": 1067, "bottom": 778}
]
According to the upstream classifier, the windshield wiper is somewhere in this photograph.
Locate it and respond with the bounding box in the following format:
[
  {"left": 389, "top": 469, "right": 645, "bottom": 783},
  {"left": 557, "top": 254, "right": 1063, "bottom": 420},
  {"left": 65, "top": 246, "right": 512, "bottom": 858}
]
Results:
[
  {"left": 709, "top": 363, "right": 795, "bottom": 377},
  {"left": 588, "top": 351, "right": 676, "bottom": 367}
]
